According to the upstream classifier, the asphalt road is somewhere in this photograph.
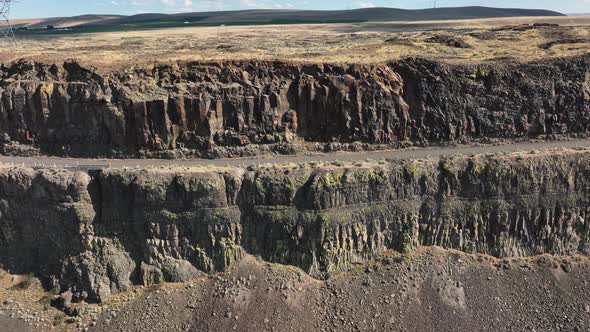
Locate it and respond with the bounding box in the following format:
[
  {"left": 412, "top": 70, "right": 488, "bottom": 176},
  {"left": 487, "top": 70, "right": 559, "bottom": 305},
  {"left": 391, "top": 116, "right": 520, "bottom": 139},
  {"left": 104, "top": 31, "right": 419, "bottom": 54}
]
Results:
[{"left": 0, "top": 139, "right": 589, "bottom": 170}]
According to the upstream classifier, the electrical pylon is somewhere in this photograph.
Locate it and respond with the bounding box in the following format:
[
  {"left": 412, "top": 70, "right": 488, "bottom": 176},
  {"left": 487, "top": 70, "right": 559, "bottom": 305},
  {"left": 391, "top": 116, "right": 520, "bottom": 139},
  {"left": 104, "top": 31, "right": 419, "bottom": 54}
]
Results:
[{"left": 0, "top": 0, "right": 17, "bottom": 46}]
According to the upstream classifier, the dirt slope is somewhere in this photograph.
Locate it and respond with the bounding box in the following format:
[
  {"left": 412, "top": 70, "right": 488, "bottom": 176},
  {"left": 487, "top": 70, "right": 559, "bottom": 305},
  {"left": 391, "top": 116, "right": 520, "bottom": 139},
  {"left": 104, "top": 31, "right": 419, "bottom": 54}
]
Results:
[
  {"left": 3, "top": 250, "right": 589, "bottom": 332},
  {"left": 89, "top": 251, "right": 590, "bottom": 332}
]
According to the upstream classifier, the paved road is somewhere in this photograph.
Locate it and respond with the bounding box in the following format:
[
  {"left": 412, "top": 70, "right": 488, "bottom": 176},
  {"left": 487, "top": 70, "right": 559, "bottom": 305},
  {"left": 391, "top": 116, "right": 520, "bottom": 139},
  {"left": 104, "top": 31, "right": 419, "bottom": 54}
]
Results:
[{"left": 1, "top": 139, "right": 590, "bottom": 170}]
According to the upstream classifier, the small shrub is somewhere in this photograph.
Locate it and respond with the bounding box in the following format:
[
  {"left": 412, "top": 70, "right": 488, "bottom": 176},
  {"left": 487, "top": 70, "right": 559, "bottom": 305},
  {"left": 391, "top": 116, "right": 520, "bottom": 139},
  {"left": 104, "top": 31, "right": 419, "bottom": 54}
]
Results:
[
  {"left": 439, "top": 159, "right": 452, "bottom": 172},
  {"left": 471, "top": 163, "right": 483, "bottom": 176},
  {"left": 321, "top": 172, "right": 343, "bottom": 189},
  {"left": 11, "top": 273, "right": 35, "bottom": 290},
  {"left": 37, "top": 292, "right": 55, "bottom": 311},
  {"left": 53, "top": 313, "right": 66, "bottom": 326},
  {"left": 406, "top": 163, "right": 423, "bottom": 176},
  {"left": 468, "top": 66, "right": 491, "bottom": 80},
  {"left": 83, "top": 240, "right": 94, "bottom": 251}
]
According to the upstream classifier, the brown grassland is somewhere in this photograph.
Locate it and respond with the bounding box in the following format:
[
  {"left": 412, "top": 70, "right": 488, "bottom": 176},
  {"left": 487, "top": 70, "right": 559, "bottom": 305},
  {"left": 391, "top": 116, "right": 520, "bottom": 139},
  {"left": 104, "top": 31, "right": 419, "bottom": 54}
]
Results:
[{"left": 0, "top": 15, "right": 589, "bottom": 72}]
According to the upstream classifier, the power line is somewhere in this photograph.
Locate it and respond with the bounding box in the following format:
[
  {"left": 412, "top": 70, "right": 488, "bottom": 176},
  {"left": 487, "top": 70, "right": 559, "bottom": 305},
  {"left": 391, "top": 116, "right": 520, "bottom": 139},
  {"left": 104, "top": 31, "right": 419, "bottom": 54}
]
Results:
[{"left": 0, "top": 0, "right": 17, "bottom": 46}]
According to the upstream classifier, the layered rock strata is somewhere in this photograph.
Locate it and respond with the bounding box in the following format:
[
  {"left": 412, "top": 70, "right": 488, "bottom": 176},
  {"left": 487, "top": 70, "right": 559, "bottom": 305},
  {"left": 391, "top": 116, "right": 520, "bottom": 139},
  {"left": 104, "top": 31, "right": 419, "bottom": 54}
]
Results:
[
  {"left": 1, "top": 150, "right": 590, "bottom": 302},
  {"left": 0, "top": 56, "right": 588, "bottom": 158}
]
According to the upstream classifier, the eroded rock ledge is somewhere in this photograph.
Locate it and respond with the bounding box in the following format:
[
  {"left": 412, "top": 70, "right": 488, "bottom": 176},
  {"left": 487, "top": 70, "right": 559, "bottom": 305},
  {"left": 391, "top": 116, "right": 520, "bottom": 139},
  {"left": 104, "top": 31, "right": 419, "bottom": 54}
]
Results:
[
  {"left": 1, "top": 149, "right": 590, "bottom": 302},
  {"left": 0, "top": 56, "right": 589, "bottom": 158}
]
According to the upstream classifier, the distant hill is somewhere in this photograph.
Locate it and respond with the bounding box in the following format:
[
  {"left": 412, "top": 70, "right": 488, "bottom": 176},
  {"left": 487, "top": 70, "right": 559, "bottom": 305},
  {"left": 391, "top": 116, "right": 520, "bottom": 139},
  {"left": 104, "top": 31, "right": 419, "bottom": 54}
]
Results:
[
  {"left": 15, "top": 7, "right": 565, "bottom": 33},
  {"left": 85, "top": 7, "right": 565, "bottom": 26},
  {"left": 13, "top": 15, "right": 125, "bottom": 29}
]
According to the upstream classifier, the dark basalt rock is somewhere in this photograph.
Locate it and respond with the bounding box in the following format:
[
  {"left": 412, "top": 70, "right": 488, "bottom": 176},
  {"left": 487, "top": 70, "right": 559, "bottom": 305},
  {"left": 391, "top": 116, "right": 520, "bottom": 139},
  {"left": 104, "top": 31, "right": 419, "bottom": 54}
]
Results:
[
  {"left": 1, "top": 151, "right": 590, "bottom": 302},
  {"left": 0, "top": 56, "right": 588, "bottom": 158},
  {"left": 539, "top": 38, "right": 590, "bottom": 49},
  {"left": 424, "top": 35, "right": 472, "bottom": 48}
]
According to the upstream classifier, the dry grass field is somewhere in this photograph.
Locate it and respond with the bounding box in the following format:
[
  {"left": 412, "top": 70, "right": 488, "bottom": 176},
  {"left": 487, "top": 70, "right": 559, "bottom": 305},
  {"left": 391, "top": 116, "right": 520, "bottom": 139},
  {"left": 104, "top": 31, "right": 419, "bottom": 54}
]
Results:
[{"left": 1, "top": 15, "right": 589, "bottom": 72}]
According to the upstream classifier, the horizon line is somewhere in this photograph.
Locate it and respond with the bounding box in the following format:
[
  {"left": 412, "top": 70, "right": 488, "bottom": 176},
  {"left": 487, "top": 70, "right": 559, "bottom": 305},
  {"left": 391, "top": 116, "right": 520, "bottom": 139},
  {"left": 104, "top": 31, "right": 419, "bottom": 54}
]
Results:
[{"left": 10, "top": 5, "right": 569, "bottom": 20}]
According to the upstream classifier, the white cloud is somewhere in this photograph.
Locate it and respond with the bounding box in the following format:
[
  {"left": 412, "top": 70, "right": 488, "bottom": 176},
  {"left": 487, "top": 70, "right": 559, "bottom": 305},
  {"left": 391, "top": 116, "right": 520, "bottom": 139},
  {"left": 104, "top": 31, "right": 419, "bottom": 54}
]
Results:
[
  {"left": 240, "top": 0, "right": 258, "bottom": 7},
  {"left": 353, "top": 1, "right": 376, "bottom": 8},
  {"left": 239, "top": 0, "right": 297, "bottom": 9},
  {"left": 104, "top": 0, "right": 301, "bottom": 13}
]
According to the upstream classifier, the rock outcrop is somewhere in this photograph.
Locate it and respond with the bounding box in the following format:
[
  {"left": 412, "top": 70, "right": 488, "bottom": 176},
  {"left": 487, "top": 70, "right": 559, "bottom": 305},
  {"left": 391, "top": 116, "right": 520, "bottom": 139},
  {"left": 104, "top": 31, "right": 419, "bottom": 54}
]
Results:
[
  {"left": 0, "top": 56, "right": 588, "bottom": 158},
  {"left": 1, "top": 150, "right": 590, "bottom": 302}
]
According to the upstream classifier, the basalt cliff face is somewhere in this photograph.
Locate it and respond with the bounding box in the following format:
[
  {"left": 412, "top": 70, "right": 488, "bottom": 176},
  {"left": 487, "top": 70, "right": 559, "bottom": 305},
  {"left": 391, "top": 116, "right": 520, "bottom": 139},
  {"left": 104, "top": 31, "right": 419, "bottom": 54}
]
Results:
[
  {"left": 0, "top": 56, "right": 589, "bottom": 158},
  {"left": 1, "top": 150, "right": 590, "bottom": 303}
]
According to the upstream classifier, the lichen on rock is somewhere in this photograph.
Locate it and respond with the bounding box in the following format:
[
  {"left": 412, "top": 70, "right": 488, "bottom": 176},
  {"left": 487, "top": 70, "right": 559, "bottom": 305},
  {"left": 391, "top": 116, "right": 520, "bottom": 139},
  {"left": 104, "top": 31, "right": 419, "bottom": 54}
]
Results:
[{"left": 1, "top": 149, "right": 590, "bottom": 301}]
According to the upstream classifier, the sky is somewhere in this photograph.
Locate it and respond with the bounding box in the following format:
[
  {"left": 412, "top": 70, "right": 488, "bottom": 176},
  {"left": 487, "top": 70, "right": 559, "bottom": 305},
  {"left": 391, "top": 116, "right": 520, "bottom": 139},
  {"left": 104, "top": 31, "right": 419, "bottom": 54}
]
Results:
[{"left": 9, "top": 0, "right": 590, "bottom": 19}]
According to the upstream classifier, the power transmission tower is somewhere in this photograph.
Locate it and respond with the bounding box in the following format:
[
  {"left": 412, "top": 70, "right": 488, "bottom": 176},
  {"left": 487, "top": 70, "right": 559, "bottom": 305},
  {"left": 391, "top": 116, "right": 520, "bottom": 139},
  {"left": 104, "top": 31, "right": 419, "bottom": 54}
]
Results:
[{"left": 0, "top": 0, "right": 16, "bottom": 46}]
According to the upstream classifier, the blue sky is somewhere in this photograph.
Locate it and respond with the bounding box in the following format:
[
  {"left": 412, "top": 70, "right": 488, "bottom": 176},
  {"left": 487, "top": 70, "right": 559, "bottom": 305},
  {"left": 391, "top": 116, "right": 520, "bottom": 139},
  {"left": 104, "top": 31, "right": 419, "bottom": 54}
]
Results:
[{"left": 10, "top": 0, "right": 590, "bottom": 19}]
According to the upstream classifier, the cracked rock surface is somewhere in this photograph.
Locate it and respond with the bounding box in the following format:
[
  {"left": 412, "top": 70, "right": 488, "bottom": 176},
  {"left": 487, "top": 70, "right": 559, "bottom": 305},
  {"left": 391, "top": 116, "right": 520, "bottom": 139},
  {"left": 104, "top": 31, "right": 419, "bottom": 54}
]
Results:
[
  {"left": 2, "top": 149, "right": 590, "bottom": 303},
  {"left": 0, "top": 56, "right": 588, "bottom": 158}
]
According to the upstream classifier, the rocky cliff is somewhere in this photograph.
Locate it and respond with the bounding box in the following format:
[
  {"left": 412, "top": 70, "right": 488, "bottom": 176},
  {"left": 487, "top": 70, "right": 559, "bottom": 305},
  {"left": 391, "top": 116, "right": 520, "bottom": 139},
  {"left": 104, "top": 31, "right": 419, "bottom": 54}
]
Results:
[
  {"left": 1, "top": 149, "right": 590, "bottom": 303},
  {"left": 1, "top": 56, "right": 589, "bottom": 158}
]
